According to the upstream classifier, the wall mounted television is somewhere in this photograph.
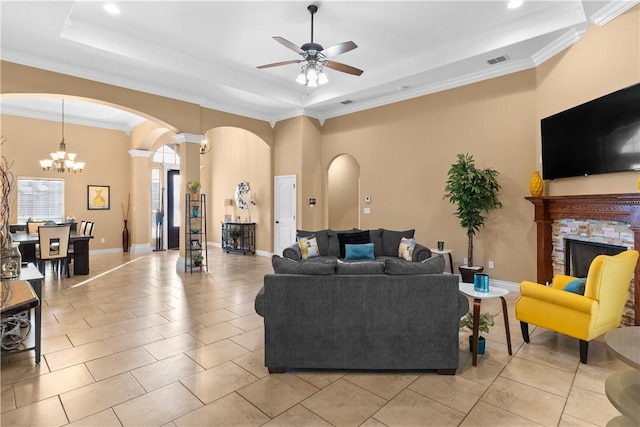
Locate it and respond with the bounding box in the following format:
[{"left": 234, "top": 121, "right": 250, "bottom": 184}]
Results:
[{"left": 541, "top": 83, "right": 640, "bottom": 180}]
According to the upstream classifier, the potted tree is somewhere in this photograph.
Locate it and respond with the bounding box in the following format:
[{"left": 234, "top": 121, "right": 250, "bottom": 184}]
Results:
[
  {"left": 460, "top": 311, "right": 495, "bottom": 355},
  {"left": 444, "top": 153, "right": 502, "bottom": 283}
]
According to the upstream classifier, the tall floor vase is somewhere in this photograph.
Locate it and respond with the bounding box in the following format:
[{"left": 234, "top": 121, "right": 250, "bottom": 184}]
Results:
[{"left": 123, "top": 220, "right": 130, "bottom": 252}]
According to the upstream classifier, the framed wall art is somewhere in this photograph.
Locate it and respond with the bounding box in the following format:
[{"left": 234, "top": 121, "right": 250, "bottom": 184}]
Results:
[{"left": 88, "top": 185, "right": 110, "bottom": 210}]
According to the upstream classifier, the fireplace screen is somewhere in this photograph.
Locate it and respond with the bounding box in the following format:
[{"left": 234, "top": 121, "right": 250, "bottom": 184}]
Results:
[{"left": 565, "top": 239, "right": 627, "bottom": 277}]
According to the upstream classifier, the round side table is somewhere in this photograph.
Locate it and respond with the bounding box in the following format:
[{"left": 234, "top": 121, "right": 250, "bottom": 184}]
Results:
[
  {"left": 430, "top": 248, "right": 454, "bottom": 274},
  {"left": 459, "top": 282, "right": 512, "bottom": 366}
]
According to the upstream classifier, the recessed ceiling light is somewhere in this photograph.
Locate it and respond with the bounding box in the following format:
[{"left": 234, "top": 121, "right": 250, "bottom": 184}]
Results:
[
  {"left": 103, "top": 3, "right": 121, "bottom": 15},
  {"left": 507, "top": 0, "right": 523, "bottom": 9}
]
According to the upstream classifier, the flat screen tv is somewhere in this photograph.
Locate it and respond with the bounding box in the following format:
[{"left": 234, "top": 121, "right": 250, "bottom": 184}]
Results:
[{"left": 541, "top": 83, "right": 640, "bottom": 180}]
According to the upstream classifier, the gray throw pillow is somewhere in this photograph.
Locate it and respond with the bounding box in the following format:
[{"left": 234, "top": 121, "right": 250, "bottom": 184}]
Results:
[
  {"left": 272, "top": 255, "right": 336, "bottom": 275},
  {"left": 381, "top": 229, "right": 415, "bottom": 257},
  {"left": 384, "top": 256, "right": 445, "bottom": 275},
  {"left": 336, "top": 259, "right": 385, "bottom": 275}
]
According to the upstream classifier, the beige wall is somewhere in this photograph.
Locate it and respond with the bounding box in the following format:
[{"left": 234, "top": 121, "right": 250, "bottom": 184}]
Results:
[
  {"left": 208, "top": 127, "right": 271, "bottom": 252},
  {"left": 1, "top": 115, "right": 131, "bottom": 251},
  {"left": 322, "top": 71, "right": 538, "bottom": 282}
]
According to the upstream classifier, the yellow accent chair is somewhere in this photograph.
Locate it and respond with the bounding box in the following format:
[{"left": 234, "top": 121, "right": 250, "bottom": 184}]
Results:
[{"left": 516, "top": 250, "right": 639, "bottom": 364}]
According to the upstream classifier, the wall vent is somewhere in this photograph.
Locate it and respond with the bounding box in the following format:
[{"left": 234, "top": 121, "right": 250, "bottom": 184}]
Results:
[
  {"left": 487, "top": 55, "right": 510, "bottom": 65},
  {"left": 341, "top": 100, "right": 354, "bottom": 105}
]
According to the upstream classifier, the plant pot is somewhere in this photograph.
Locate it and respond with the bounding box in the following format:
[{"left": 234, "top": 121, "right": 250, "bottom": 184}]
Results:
[
  {"left": 469, "top": 335, "right": 486, "bottom": 355},
  {"left": 459, "top": 265, "right": 484, "bottom": 283}
]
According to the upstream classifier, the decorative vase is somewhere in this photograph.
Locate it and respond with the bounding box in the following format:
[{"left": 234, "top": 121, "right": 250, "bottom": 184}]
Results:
[
  {"left": 1, "top": 240, "right": 22, "bottom": 279},
  {"left": 459, "top": 265, "right": 483, "bottom": 284},
  {"left": 192, "top": 207, "right": 199, "bottom": 217},
  {"left": 474, "top": 273, "right": 490, "bottom": 292},
  {"left": 122, "top": 220, "right": 129, "bottom": 253},
  {"left": 469, "top": 335, "right": 486, "bottom": 355},
  {"left": 529, "top": 171, "right": 544, "bottom": 197},
  {"left": 190, "top": 192, "right": 199, "bottom": 201}
]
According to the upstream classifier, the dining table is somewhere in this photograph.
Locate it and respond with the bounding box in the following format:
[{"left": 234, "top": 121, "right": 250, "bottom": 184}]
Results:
[{"left": 12, "top": 231, "right": 94, "bottom": 275}]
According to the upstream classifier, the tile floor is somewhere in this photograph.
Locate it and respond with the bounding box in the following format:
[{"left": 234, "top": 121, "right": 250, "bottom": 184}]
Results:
[{"left": 1, "top": 249, "right": 633, "bottom": 426}]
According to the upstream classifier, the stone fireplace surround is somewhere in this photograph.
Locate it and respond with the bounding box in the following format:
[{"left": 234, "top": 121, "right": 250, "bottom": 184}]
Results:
[{"left": 527, "top": 193, "right": 640, "bottom": 326}]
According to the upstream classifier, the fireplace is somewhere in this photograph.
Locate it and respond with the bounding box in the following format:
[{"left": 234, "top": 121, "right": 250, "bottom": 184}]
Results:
[
  {"left": 564, "top": 239, "right": 627, "bottom": 277},
  {"left": 527, "top": 193, "right": 640, "bottom": 326}
]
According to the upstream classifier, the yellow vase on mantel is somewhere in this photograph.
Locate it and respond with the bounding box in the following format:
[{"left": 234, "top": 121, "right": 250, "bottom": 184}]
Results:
[{"left": 529, "top": 171, "right": 544, "bottom": 197}]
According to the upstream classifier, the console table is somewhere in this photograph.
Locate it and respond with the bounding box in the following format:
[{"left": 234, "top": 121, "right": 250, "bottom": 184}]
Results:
[
  {"left": 221, "top": 222, "right": 256, "bottom": 255},
  {"left": 1, "top": 263, "right": 44, "bottom": 363}
]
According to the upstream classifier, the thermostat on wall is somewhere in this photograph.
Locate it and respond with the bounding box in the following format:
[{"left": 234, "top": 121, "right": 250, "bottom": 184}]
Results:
[{"left": 364, "top": 196, "right": 371, "bottom": 203}]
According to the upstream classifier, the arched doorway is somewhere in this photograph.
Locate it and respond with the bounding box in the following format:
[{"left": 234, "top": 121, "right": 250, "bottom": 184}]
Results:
[
  {"left": 328, "top": 154, "right": 360, "bottom": 230},
  {"left": 151, "top": 144, "right": 180, "bottom": 250}
]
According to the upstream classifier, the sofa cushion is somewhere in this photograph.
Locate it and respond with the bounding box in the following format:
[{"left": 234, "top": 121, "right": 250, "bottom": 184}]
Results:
[
  {"left": 368, "top": 229, "right": 384, "bottom": 257},
  {"left": 272, "top": 255, "right": 336, "bottom": 275},
  {"left": 297, "top": 229, "right": 331, "bottom": 256},
  {"left": 336, "top": 259, "right": 385, "bottom": 275},
  {"left": 381, "top": 229, "right": 415, "bottom": 257},
  {"left": 337, "top": 230, "right": 371, "bottom": 258},
  {"left": 398, "top": 237, "right": 416, "bottom": 261},
  {"left": 384, "top": 255, "right": 445, "bottom": 275},
  {"left": 298, "top": 236, "right": 320, "bottom": 259},
  {"left": 345, "top": 243, "right": 375, "bottom": 260}
]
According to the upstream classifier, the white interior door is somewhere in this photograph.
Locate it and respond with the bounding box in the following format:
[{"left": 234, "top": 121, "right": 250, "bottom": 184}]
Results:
[{"left": 274, "top": 175, "right": 297, "bottom": 256}]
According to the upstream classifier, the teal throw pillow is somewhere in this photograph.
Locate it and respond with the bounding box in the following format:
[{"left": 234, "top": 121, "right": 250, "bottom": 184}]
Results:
[
  {"left": 345, "top": 243, "right": 375, "bottom": 260},
  {"left": 563, "top": 278, "right": 586, "bottom": 295}
]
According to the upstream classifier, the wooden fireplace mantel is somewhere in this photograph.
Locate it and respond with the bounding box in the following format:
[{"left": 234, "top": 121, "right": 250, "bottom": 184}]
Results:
[{"left": 526, "top": 193, "right": 640, "bottom": 325}]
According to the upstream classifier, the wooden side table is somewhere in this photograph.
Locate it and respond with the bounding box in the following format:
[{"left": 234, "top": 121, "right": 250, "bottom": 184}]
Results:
[
  {"left": 430, "top": 248, "right": 454, "bottom": 274},
  {"left": 459, "top": 282, "right": 512, "bottom": 366}
]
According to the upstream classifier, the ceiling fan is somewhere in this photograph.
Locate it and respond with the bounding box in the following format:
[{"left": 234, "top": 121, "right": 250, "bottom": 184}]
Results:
[{"left": 257, "top": 4, "right": 363, "bottom": 87}]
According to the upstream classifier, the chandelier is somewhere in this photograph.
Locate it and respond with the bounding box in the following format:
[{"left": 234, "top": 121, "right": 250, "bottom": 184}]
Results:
[
  {"left": 296, "top": 61, "right": 328, "bottom": 88},
  {"left": 39, "top": 99, "right": 85, "bottom": 173}
]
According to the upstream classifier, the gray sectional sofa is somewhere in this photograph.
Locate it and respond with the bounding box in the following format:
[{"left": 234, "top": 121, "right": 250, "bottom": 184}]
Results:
[{"left": 254, "top": 252, "right": 469, "bottom": 374}]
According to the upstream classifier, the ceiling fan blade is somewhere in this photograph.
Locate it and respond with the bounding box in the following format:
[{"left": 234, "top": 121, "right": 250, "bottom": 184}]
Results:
[
  {"left": 322, "top": 41, "right": 358, "bottom": 58},
  {"left": 325, "top": 61, "right": 364, "bottom": 76},
  {"left": 257, "top": 60, "right": 302, "bottom": 69},
  {"left": 273, "top": 36, "right": 304, "bottom": 55}
]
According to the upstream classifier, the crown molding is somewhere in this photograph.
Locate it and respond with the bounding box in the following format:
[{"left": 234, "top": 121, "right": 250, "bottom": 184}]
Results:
[{"left": 591, "top": 0, "right": 639, "bottom": 26}]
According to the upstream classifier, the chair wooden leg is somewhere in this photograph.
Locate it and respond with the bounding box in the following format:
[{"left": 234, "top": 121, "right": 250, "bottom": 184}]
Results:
[
  {"left": 579, "top": 340, "right": 589, "bottom": 364},
  {"left": 520, "top": 321, "right": 530, "bottom": 343}
]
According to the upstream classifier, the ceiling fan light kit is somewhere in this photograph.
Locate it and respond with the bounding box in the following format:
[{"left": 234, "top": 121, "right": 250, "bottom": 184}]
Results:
[{"left": 257, "top": 4, "right": 362, "bottom": 88}]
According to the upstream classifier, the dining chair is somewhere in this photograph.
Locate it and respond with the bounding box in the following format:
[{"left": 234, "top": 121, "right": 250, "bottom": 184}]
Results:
[
  {"left": 68, "top": 222, "right": 94, "bottom": 270},
  {"left": 37, "top": 224, "right": 71, "bottom": 278},
  {"left": 27, "top": 221, "right": 46, "bottom": 234}
]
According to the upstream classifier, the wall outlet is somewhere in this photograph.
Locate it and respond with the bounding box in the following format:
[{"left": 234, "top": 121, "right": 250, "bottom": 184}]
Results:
[
  {"left": 363, "top": 207, "right": 371, "bottom": 214},
  {"left": 463, "top": 257, "right": 468, "bottom": 265},
  {"left": 101, "top": 238, "right": 105, "bottom": 243},
  {"left": 488, "top": 260, "right": 495, "bottom": 269}
]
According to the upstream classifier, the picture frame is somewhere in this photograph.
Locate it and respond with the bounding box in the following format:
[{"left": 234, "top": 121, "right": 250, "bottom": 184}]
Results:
[
  {"left": 191, "top": 239, "right": 201, "bottom": 248},
  {"left": 87, "top": 185, "right": 110, "bottom": 210}
]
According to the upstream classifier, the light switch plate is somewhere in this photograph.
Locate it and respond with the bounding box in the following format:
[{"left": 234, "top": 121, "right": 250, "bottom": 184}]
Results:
[{"left": 363, "top": 207, "right": 371, "bottom": 214}]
